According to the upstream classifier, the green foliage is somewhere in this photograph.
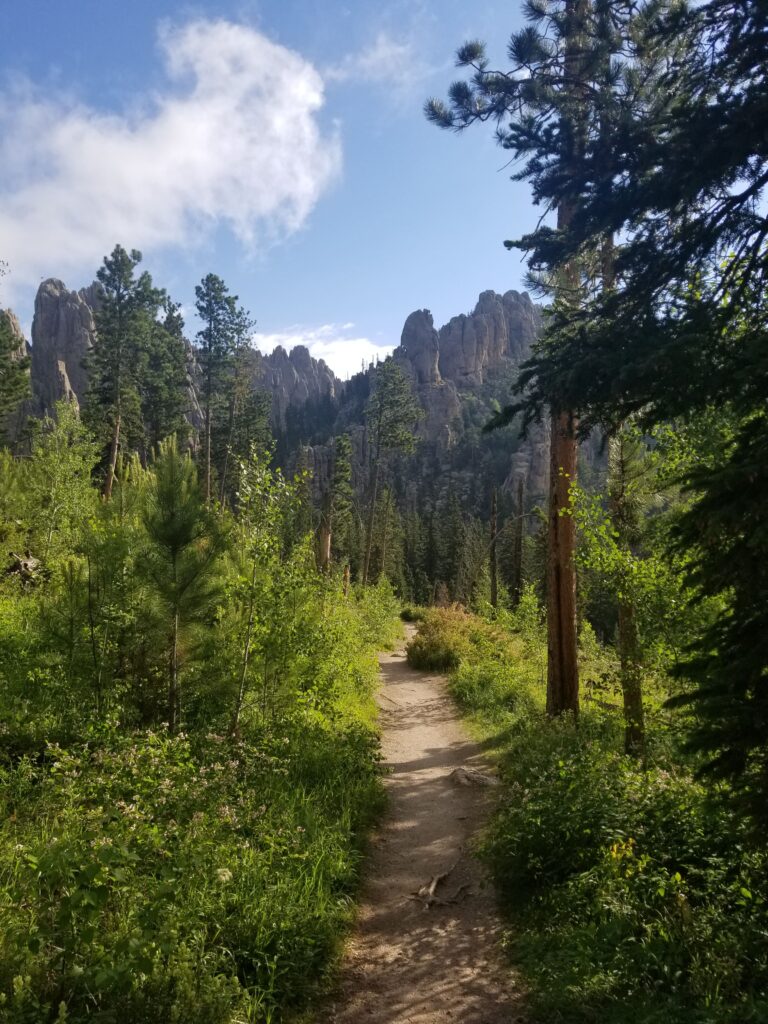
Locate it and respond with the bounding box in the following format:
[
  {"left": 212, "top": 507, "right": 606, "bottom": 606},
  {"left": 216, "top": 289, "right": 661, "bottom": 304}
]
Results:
[
  {"left": 25, "top": 402, "right": 100, "bottom": 562},
  {"left": 0, "top": 309, "right": 29, "bottom": 438},
  {"left": 408, "top": 604, "right": 768, "bottom": 1023},
  {"left": 84, "top": 246, "right": 165, "bottom": 473},
  {"left": 141, "top": 438, "right": 225, "bottom": 731},
  {"left": 399, "top": 605, "right": 426, "bottom": 623},
  {"left": 0, "top": 709, "right": 385, "bottom": 1023},
  {"left": 0, "top": 401, "right": 399, "bottom": 1021}
]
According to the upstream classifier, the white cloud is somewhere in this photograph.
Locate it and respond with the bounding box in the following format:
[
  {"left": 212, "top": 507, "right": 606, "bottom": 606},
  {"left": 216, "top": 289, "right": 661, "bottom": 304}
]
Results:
[
  {"left": 0, "top": 20, "right": 341, "bottom": 305},
  {"left": 326, "top": 31, "right": 429, "bottom": 94},
  {"left": 254, "top": 323, "right": 394, "bottom": 380}
]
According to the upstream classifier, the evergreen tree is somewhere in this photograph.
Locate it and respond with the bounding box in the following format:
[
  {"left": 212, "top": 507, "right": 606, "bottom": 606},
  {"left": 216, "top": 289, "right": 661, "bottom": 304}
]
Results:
[
  {"left": 194, "top": 274, "right": 239, "bottom": 504},
  {"left": 427, "top": 0, "right": 608, "bottom": 713},
  {"left": 508, "top": 0, "right": 768, "bottom": 815},
  {"left": 440, "top": 490, "right": 466, "bottom": 599},
  {"left": 138, "top": 298, "right": 191, "bottom": 454},
  {"left": 142, "top": 437, "right": 224, "bottom": 732},
  {"left": 26, "top": 401, "right": 100, "bottom": 561},
  {"left": 85, "top": 245, "right": 164, "bottom": 497},
  {"left": 0, "top": 308, "right": 29, "bottom": 441},
  {"left": 362, "top": 359, "right": 421, "bottom": 585},
  {"left": 607, "top": 428, "right": 650, "bottom": 756},
  {"left": 214, "top": 313, "right": 271, "bottom": 508},
  {"left": 328, "top": 433, "right": 355, "bottom": 570}
]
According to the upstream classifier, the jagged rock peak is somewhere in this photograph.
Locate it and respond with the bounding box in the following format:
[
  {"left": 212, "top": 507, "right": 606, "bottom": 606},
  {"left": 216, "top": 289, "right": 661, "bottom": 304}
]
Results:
[
  {"left": 438, "top": 289, "right": 541, "bottom": 386},
  {"left": 394, "top": 289, "right": 540, "bottom": 390},
  {"left": 397, "top": 310, "right": 441, "bottom": 386},
  {"left": 260, "top": 343, "right": 340, "bottom": 431},
  {"left": 31, "top": 278, "right": 100, "bottom": 414}
]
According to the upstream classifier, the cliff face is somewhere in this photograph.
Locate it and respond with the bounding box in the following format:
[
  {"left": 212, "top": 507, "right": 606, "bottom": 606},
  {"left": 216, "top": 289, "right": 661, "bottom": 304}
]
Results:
[
  {"left": 0, "top": 309, "right": 29, "bottom": 362},
  {"left": 396, "top": 289, "right": 542, "bottom": 392},
  {"left": 30, "top": 279, "right": 100, "bottom": 415},
  {"left": 22, "top": 276, "right": 551, "bottom": 505},
  {"left": 260, "top": 344, "right": 339, "bottom": 431},
  {"left": 389, "top": 289, "right": 548, "bottom": 496},
  {"left": 24, "top": 278, "right": 339, "bottom": 434}
]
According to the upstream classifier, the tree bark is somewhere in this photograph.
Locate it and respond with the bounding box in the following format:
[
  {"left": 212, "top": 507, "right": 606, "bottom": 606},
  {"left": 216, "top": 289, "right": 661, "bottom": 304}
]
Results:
[
  {"left": 544, "top": 0, "right": 587, "bottom": 716},
  {"left": 512, "top": 477, "right": 525, "bottom": 606},
  {"left": 204, "top": 329, "right": 213, "bottom": 506},
  {"left": 379, "top": 490, "right": 393, "bottom": 580},
  {"left": 103, "top": 411, "right": 121, "bottom": 500},
  {"left": 489, "top": 488, "right": 498, "bottom": 608},
  {"left": 362, "top": 453, "right": 380, "bottom": 586},
  {"left": 546, "top": 408, "right": 580, "bottom": 715},
  {"left": 317, "top": 490, "right": 332, "bottom": 571},
  {"left": 169, "top": 609, "right": 179, "bottom": 734},
  {"left": 230, "top": 560, "right": 257, "bottom": 737}
]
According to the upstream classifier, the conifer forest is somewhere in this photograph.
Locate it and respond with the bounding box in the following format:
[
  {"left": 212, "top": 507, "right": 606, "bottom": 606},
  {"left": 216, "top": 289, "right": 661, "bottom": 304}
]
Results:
[{"left": 0, "top": 0, "right": 766, "bottom": 1021}]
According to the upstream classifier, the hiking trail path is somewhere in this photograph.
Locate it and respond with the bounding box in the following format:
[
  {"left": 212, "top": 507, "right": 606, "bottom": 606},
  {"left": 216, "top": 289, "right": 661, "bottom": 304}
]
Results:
[{"left": 328, "top": 626, "right": 525, "bottom": 1023}]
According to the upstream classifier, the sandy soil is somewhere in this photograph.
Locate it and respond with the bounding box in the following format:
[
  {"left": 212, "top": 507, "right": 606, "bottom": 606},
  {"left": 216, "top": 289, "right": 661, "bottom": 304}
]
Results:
[{"left": 327, "top": 628, "right": 525, "bottom": 1024}]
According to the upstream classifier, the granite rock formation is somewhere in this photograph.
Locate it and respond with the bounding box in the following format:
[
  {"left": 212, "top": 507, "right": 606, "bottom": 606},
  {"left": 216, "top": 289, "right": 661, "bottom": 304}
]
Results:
[
  {"left": 396, "top": 290, "right": 542, "bottom": 391},
  {"left": 30, "top": 279, "right": 100, "bottom": 415},
  {"left": 390, "top": 289, "right": 548, "bottom": 496},
  {"left": 0, "top": 309, "right": 31, "bottom": 440},
  {"left": 260, "top": 344, "right": 339, "bottom": 431}
]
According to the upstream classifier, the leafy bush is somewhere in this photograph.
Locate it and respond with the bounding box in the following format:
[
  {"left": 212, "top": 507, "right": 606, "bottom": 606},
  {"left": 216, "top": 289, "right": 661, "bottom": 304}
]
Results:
[
  {"left": 399, "top": 604, "right": 426, "bottom": 623},
  {"left": 406, "top": 605, "right": 479, "bottom": 670},
  {"left": 0, "top": 518, "right": 397, "bottom": 1024},
  {"left": 407, "top": 602, "right": 768, "bottom": 1023}
]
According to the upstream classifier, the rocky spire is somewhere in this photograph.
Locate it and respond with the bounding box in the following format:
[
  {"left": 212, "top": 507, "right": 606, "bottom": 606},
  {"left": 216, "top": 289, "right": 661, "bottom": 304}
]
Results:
[{"left": 30, "top": 278, "right": 100, "bottom": 415}]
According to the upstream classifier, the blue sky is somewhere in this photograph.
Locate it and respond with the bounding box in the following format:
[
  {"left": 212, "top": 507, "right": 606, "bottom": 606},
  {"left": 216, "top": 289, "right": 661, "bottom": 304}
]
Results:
[{"left": 0, "top": 0, "right": 536, "bottom": 378}]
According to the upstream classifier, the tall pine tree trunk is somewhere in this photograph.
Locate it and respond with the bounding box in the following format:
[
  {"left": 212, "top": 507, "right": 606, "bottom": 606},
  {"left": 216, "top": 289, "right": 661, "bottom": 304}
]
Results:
[
  {"left": 489, "top": 488, "right": 498, "bottom": 608},
  {"left": 545, "top": 0, "right": 588, "bottom": 716},
  {"left": 169, "top": 609, "right": 179, "bottom": 735},
  {"left": 103, "top": 410, "right": 121, "bottom": 500},
  {"left": 512, "top": 477, "right": 525, "bottom": 606},
  {"left": 204, "top": 346, "right": 213, "bottom": 506},
  {"left": 546, "top": 407, "right": 579, "bottom": 715},
  {"left": 608, "top": 427, "right": 647, "bottom": 757},
  {"left": 362, "top": 454, "right": 380, "bottom": 586},
  {"left": 230, "top": 560, "right": 258, "bottom": 737},
  {"left": 317, "top": 490, "right": 332, "bottom": 571},
  {"left": 219, "top": 389, "right": 237, "bottom": 507},
  {"left": 379, "top": 489, "right": 393, "bottom": 580}
]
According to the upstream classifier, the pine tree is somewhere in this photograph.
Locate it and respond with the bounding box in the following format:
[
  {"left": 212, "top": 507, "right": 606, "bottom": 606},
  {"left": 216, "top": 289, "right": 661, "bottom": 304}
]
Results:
[
  {"left": 85, "top": 245, "right": 165, "bottom": 497},
  {"left": 328, "top": 433, "right": 355, "bottom": 570},
  {"left": 607, "top": 428, "right": 650, "bottom": 756},
  {"left": 0, "top": 309, "right": 29, "bottom": 443},
  {"left": 142, "top": 437, "right": 224, "bottom": 732},
  {"left": 194, "top": 274, "right": 238, "bottom": 504},
  {"left": 138, "top": 298, "right": 191, "bottom": 454},
  {"left": 508, "top": 0, "right": 768, "bottom": 815},
  {"left": 489, "top": 487, "right": 499, "bottom": 608},
  {"left": 426, "top": 0, "right": 612, "bottom": 713},
  {"left": 362, "top": 359, "right": 421, "bottom": 585}
]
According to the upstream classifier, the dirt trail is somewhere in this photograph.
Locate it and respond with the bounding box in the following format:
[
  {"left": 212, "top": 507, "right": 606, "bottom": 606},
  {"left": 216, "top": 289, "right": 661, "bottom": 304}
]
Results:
[{"left": 329, "top": 628, "right": 524, "bottom": 1023}]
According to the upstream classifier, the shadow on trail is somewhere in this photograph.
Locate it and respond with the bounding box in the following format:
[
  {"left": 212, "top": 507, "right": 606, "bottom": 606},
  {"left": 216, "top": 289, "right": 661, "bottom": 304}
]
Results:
[{"left": 329, "top": 642, "right": 524, "bottom": 1023}]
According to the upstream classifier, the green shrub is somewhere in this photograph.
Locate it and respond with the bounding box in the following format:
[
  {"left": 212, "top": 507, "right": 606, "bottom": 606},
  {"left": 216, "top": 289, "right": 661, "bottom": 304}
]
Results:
[
  {"left": 410, "top": 602, "right": 768, "bottom": 1023},
  {"left": 0, "top": 585, "right": 396, "bottom": 1023},
  {"left": 405, "top": 605, "right": 474, "bottom": 670},
  {"left": 399, "top": 604, "right": 426, "bottom": 623}
]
